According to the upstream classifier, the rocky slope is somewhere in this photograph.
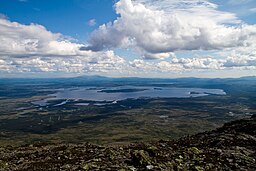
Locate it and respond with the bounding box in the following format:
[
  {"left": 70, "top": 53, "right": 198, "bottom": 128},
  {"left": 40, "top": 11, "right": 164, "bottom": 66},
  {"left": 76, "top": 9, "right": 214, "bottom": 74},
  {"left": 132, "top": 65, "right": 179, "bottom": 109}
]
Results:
[{"left": 0, "top": 115, "right": 255, "bottom": 171}]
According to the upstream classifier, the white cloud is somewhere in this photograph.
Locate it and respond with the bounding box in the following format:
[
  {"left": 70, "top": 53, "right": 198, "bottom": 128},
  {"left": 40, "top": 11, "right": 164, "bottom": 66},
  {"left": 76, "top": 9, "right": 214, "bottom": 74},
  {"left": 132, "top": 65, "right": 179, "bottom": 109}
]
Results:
[
  {"left": 224, "top": 55, "right": 256, "bottom": 68},
  {"left": 0, "top": 18, "right": 82, "bottom": 57},
  {"left": 85, "top": 0, "right": 256, "bottom": 60},
  {"left": 171, "top": 57, "right": 223, "bottom": 69},
  {"left": 0, "top": 18, "right": 126, "bottom": 74},
  {"left": 249, "top": 8, "right": 256, "bottom": 13},
  {"left": 87, "top": 19, "right": 97, "bottom": 26},
  {"left": 0, "top": 13, "right": 8, "bottom": 19},
  {"left": 1, "top": 50, "right": 126, "bottom": 74},
  {"left": 0, "top": 5, "right": 255, "bottom": 77},
  {"left": 128, "top": 55, "right": 256, "bottom": 74}
]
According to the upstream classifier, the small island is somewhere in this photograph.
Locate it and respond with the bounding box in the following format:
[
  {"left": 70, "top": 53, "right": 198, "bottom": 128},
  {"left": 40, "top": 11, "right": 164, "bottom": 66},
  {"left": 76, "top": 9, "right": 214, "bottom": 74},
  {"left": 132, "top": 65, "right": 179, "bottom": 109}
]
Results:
[{"left": 98, "top": 88, "right": 148, "bottom": 93}]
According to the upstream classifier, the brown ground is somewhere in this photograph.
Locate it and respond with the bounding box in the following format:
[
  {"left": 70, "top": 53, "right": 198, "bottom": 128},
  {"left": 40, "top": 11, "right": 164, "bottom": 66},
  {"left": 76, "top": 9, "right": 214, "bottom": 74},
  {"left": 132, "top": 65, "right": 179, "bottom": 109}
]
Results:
[{"left": 0, "top": 115, "right": 255, "bottom": 171}]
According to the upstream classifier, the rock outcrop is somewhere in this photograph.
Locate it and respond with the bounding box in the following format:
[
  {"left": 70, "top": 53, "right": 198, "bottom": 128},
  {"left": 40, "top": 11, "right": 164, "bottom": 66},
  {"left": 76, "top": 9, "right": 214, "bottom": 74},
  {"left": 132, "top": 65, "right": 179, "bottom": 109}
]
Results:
[{"left": 0, "top": 115, "right": 255, "bottom": 170}]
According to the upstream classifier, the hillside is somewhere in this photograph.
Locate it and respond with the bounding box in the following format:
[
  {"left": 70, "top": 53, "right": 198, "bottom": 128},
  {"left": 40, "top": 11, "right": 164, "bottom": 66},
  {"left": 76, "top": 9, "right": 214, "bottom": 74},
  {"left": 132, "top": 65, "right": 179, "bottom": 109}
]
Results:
[{"left": 0, "top": 115, "right": 255, "bottom": 171}]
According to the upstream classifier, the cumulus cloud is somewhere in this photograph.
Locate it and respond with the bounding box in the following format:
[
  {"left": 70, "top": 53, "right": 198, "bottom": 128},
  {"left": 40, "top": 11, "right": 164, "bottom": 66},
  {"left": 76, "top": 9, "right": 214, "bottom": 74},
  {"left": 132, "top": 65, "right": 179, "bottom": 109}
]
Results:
[
  {"left": 2, "top": 50, "right": 125, "bottom": 73},
  {"left": 85, "top": 0, "right": 256, "bottom": 59},
  {"left": 224, "top": 55, "right": 256, "bottom": 68},
  {"left": 0, "top": 18, "right": 82, "bottom": 57},
  {"left": 128, "top": 55, "right": 256, "bottom": 74},
  {"left": 0, "top": 3, "right": 255, "bottom": 77},
  {"left": 0, "top": 18, "right": 126, "bottom": 74}
]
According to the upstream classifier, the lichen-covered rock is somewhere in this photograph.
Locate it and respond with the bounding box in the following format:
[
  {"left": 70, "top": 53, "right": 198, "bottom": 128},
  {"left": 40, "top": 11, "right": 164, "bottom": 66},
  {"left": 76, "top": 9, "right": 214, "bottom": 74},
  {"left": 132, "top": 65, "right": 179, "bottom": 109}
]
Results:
[
  {"left": 131, "top": 150, "right": 152, "bottom": 166},
  {"left": 0, "top": 115, "right": 255, "bottom": 170}
]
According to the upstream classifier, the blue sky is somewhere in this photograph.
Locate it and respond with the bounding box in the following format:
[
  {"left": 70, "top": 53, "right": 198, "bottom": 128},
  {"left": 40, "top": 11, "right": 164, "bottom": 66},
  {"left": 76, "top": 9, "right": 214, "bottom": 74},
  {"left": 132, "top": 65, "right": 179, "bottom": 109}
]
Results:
[
  {"left": 0, "top": 0, "right": 117, "bottom": 41},
  {"left": 0, "top": 0, "right": 255, "bottom": 78},
  {"left": 2, "top": 0, "right": 255, "bottom": 42}
]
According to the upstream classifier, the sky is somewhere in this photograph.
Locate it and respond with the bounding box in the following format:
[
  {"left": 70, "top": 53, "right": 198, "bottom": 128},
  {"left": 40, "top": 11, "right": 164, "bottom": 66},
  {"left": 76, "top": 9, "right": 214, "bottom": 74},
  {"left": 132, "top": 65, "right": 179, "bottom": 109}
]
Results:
[{"left": 0, "top": 0, "right": 256, "bottom": 78}]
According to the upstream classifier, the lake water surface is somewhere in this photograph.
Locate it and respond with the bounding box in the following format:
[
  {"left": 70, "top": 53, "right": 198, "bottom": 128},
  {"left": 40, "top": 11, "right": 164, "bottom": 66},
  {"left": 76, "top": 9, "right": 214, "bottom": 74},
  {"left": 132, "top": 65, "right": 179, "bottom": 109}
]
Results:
[{"left": 32, "top": 86, "right": 226, "bottom": 106}]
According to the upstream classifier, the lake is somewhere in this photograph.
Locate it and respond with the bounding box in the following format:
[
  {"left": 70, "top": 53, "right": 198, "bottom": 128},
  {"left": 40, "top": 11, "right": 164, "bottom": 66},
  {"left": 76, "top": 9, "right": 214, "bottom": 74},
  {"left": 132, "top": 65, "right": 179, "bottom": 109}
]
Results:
[{"left": 32, "top": 86, "right": 226, "bottom": 106}]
